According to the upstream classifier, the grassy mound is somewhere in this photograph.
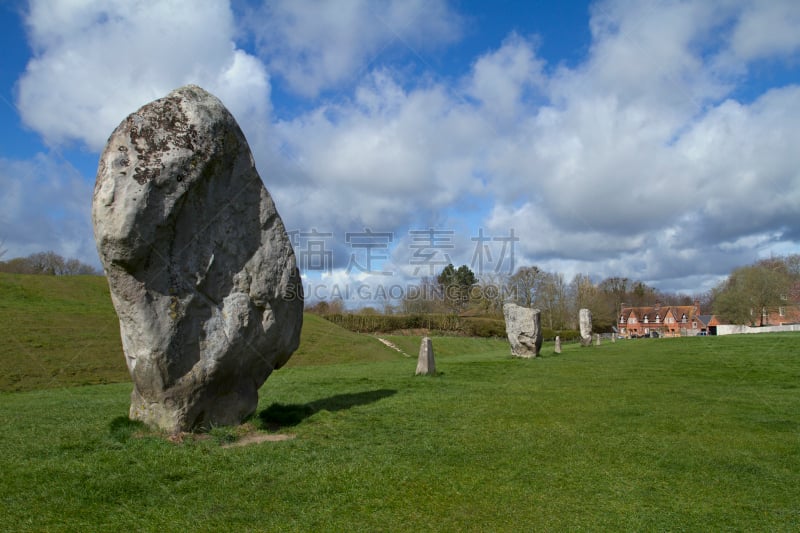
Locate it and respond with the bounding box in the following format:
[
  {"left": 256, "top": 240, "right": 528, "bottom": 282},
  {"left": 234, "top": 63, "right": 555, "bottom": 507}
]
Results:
[
  {"left": 0, "top": 273, "right": 127, "bottom": 391},
  {"left": 0, "top": 273, "right": 402, "bottom": 392}
]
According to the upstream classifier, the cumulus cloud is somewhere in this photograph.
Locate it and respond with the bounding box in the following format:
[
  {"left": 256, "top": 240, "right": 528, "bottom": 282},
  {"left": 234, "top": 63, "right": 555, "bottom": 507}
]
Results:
[
  {"left": 728, "top": 1, "right": 800, "bottom": 62},
  {"left": 265, "top": 0, "right": 800, "bottom": 293},
  {"left": 469, "top": 0, "right": 800, "bottom": 290},
  {"left": 269, "top": 69, "right": 487, "bottom": 235},
  {"left": 17, "top": 0, "right": 270, "bottom": 152},
  {"left": 245, "top": 0, "right": 462, "bottom": 97},
  {"left": 8, "top": 0, "right": 800, "bottom": 294},
  {"left": 0, "top": 154, "right": 96, "bottom": 263}
]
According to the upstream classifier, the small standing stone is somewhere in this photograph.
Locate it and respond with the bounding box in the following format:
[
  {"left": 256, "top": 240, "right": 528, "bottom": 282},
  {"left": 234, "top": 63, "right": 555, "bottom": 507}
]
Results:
[
  {"left": 612, "top": 333, "right": 617, "bottom": 343},
  {"left": 415, "top": 337, "right": 436, "bottom": 376},
  {"left": 595, "top": 333, "right": 601, "bottom": 346},
  {"left": 579, "top": 308, "right": 593, "bottom": 347},
  {"left": 554, "top": 335, "right": 562, "bottom": 354},
  {"left": 502, "top": 303, "right": 543, "bottom": 358}
]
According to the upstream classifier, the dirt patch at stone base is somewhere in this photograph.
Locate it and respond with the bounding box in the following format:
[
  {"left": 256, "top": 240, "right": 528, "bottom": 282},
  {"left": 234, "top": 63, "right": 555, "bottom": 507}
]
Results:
[{"left": 222, "top": 433, "right": 296, "bottom": 448}]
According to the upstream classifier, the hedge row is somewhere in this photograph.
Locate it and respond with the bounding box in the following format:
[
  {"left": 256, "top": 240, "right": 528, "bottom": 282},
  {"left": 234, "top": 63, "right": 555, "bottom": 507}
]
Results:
[
  {"left": 322, "top": 313, "right": 464, "bottom": 334},
  {"left": 321, "top": 313, "right": 581, "bottom": 341}
]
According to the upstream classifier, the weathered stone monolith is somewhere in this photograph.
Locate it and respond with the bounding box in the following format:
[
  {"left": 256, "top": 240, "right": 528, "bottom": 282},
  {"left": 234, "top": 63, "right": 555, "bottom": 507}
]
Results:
[
  {"left": 579, "top": 308, "right": 592, "bottom": 347},
  {"left": 503, "top": 303, "right": 543, "bottom": 358},
  {"left": 415, "top": 337, "right": 436, "bottom": 376},
  {"left": 93, "top": 85, "right": 303, "bottom": 433},
  {"left": 554, "top": 335, "right": 562, "bottom": 354},
  {"left": 595, "top": 333, "right": 601, "bottom": 346}
]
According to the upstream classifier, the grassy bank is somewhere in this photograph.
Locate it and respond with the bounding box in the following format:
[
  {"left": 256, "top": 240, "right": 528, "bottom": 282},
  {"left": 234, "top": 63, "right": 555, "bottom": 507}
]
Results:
[{"left": 0, "top": 273, "right": 403, "bottom": 391}]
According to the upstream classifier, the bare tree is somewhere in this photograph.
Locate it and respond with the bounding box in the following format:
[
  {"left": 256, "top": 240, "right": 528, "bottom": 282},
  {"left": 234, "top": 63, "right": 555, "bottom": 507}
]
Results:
[
  {"left": 0, "top": 251, "right": 99, "bottom": 276},
  {"left": 27, "top": 251, "right": 67, "bottom": 275},
  {"left": 509, "top": 266, "right": 543, "bottom": 307},
  {"left": 537, "top": 271, "right": 570, "bottom": 329},
  {"left": 713, "top": 264, "right": 791, "bottom": 326}
]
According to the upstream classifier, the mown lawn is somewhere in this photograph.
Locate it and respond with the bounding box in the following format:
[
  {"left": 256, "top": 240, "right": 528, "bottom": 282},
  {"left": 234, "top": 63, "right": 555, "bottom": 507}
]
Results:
[{"left": 1, "top": 333, "right": 799, "bottom": 531}]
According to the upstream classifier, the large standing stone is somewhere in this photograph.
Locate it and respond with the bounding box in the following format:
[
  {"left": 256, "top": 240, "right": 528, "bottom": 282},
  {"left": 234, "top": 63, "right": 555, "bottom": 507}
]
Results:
[
  {"left": 93, "top": 85, "right": 303, "bottom": 433},
  {"left": 415, "top": 337, "right": 436, "bottom": 376},
  {"left": 579, "top": 308, "right": 593, "bottom": 347},
  {"left": 503, "top": 303, "right": 543, "bottom": 358}
]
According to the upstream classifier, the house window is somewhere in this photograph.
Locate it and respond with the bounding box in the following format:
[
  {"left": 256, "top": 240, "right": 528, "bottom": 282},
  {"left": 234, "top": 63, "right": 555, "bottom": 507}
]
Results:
[
  {"left": 643, "top": 315, "right": 649, "bottom": 324},
  {"left": 620, "top": 315, "right": 625, "bottom": 323},
  {"left": 779, "top": 307, "right": 786, "bottom": 317},
  {"left": 681, "top": 313, "right": 687, "bottom": 323},
  {"left": 692, "top": 321, "right": 697, "bottom": 328},
  {"left": 655, "top": 314, "right": 660, "bottom": 323}
]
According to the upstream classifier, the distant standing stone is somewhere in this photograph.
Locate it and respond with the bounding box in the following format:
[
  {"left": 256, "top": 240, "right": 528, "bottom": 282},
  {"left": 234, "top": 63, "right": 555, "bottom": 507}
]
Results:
[
  {"left": 93, "top": 85, "right": 303, "bottom": 433},
  {"left": 595, "top": 333, "right": 601, "bottom": 346},
  {"left": 579, "top": 308, "right": 593, "bottom": 347},
  {"left": 503, "top": 303, "right": 543, "bottom": 358},
  {"left": 554, "top": 335, "right": 562, "bottom": 354},
  {"left": 416, "top": 337, "right": 436, "bottom": 376}
]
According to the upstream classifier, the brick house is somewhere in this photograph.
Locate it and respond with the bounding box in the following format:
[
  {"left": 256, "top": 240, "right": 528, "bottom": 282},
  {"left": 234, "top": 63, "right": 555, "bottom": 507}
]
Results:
[{"left": 618, "top": 302, "right": 717, "bottom": 337}]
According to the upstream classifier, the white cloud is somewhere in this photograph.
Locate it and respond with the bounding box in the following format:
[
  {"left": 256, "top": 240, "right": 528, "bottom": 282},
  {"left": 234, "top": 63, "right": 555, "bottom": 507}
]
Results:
[
  {"left": 676, "top": 86, "right": 800, "bottom": 244},
  {"left": 270, "top": 70, "right": 486, "bottom": 234},
  {"left": 0, "top": 154, "right": 96, "bottom": 263},
  {"left": 17, "top": 0, "right": 270, "bottom": 151},
  {"left": 466, "top": 33, "right": 545, "bottom": 122},
  {"left": 468, "top": 0, "right": 800, "bottom": 291},
  {"left": 246, "top": 0, "right": 462, "bottom": 97},
  {"left": 8, "top": 0, "right": 800, "bottom": 295},
  {"left": 729, "top": 1, "right": 800, "bottom": 62}
]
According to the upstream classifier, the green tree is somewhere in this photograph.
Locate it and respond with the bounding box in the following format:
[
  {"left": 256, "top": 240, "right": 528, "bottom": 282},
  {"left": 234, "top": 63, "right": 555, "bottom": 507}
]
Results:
[
  {"left": 472, "top": 273, "right": 507, "bottom": 317},
  {"left": 438, "top": 264, "right": 477, "bottom": 312}
]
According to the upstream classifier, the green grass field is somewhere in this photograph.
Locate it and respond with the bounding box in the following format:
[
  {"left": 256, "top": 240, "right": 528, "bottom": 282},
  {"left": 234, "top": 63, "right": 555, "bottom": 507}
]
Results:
[{"left": 1, "top": 274, "right": 799, "bottom": 531}]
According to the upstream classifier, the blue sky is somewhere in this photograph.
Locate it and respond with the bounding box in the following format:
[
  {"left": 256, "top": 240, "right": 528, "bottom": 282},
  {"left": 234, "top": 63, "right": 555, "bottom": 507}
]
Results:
[{"left": 1, "top": 0, "right": 799, "bottom": 304}]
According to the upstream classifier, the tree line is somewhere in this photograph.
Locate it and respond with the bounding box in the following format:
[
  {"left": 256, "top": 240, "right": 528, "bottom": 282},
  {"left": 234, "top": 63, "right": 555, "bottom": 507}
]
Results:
[
  {"left": 0, "top": 250, "right": 100, "bottom": 276},
  {"left": 4, "top": 240, "right": 797, "bottom": 329},
  {"left": 310, "top": 254, "right": 800, "bottom": 331},
  {"left": 396, "top": 264, "right": 697, "bottom": 333}
]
